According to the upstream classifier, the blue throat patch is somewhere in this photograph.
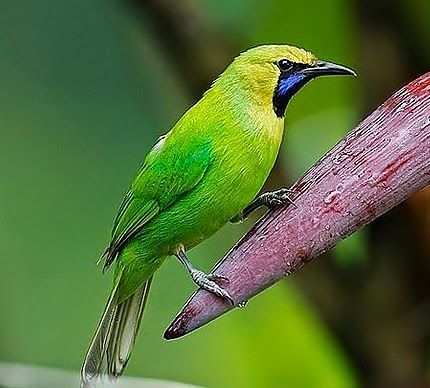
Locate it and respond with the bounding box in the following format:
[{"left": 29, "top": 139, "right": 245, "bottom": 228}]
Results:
[
  {"left": 272, "top": 72, "right": 307, "bottom": 118},
  {"left": 278, "top": 73, "right": 306, "bottom": 96}
]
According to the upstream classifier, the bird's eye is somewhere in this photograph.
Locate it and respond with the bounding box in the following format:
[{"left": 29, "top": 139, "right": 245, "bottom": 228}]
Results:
[{"left": 277, "top": 58, "right": 293, "bottom": 72}]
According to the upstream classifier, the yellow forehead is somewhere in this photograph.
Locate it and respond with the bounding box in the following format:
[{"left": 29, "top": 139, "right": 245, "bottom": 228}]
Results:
[{"left": 237, "top": 44, "right": 318, "bottom": 66}]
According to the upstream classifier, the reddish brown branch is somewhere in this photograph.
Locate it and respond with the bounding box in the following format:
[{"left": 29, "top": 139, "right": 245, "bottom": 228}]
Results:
[{"left": 164, "top": 73, "right": 430, "bottom": 340}]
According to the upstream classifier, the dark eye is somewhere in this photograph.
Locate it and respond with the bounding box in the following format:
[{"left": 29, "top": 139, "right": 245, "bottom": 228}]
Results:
[{"left": 277, "top": 58, "right": 292, "bottom": 72}]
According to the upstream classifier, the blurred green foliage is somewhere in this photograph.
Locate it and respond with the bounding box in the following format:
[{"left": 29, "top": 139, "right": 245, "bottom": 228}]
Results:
[{"left": 1, "top": 1, "right": 428, "bottom": 387}]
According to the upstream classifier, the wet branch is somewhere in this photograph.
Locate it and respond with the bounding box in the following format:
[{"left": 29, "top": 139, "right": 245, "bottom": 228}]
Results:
[{"left": 164, "top": 72, "right": 430, "bottom": 340}]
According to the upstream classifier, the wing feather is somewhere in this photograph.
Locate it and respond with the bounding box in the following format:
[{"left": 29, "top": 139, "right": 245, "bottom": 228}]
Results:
[{"left": 102, "top": 137, "right": 212, "bottom": 269}]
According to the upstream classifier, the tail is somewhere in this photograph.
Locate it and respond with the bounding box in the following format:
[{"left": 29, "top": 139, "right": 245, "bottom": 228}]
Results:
[{"left": 80, "top": 277, "right": 153, "bottom": 387}]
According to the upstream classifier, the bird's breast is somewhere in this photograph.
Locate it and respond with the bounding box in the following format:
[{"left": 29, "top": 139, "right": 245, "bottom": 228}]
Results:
[{"left": 206, "top": 111, "right": 285, "bottom": 214}]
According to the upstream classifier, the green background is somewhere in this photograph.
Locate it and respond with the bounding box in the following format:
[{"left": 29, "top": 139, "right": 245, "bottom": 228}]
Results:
[{"left": 1, "top": 1, "right": 429, "bottom": 387}]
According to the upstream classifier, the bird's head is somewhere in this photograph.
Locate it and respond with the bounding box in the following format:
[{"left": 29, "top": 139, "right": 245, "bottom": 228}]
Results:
[{"left": 219, "top": 45, "right": 356, "bottom": 118}]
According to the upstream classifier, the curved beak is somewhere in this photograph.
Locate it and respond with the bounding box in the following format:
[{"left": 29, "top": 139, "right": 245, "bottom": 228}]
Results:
[{"left": 300, "top": 60, "right": 357, "bottom": 78}]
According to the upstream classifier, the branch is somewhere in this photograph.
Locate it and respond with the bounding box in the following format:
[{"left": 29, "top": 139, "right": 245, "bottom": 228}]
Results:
[{"left": 164, "top": 73, "right": 430, "bottom": 340}]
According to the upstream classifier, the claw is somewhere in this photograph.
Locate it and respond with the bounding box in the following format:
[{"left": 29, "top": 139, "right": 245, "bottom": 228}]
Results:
[
  {"left": 263, "top": 188, "right": 296, "bottom": 208},
  {"left": 175, "top": 248, "right": 234, "bottom": 305},
  {"left": 207, "top": 273, "right": 230, "bottom": 283},
  {"left": 191, "top": 269, "right": 234, "bottom": 305},
  {"left": 278, "top": 188, "right": 297, "bottom": 207}
]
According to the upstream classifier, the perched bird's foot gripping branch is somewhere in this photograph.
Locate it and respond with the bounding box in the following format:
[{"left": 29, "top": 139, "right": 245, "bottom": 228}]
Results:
[
  {"left": 175, "top": 247, "right": 234, "bottom": 305},
  {"left": 258, "top": 187, "right": 297, "bottom": 208},
  {"left": 235, "top": 187, "right": 297, "bottom": 221}
]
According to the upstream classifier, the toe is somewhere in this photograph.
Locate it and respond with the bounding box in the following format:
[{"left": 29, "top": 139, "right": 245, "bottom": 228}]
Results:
[{"left": 207, "top": 273, "right": 230, "bottom": 283}]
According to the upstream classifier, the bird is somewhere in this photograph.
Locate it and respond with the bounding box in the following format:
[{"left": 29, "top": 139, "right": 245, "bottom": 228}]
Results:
[{"left": 81, "top": 44, "right": 355, "bottom": 386}]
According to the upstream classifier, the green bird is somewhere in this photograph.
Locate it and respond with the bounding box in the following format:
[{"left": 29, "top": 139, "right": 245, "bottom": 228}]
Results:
[{"left": 81, "top": 44, "right": 355, "bottom": 385}]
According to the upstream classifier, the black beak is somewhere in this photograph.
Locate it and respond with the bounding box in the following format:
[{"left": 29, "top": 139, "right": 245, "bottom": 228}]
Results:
[{"left": 300, "top": 60, "right": 356, "bottom": 78}]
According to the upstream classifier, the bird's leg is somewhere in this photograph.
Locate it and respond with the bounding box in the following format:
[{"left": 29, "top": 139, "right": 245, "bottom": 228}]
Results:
[
  {"left": 231, "top": 187, "right": 296, "bottom": 222},
  {"left": 174, "top": 246, "right": 234, "bottom": 304}
]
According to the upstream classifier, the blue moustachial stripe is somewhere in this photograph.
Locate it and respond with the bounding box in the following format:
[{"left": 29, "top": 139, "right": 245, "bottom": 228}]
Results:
[{"left": 278, "top": 73, "right": 306, "bottom": 95}]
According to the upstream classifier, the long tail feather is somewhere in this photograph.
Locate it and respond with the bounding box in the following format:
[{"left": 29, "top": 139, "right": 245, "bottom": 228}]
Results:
[{"left": 81, "top": 278, "right": 153, "bottom": 387}]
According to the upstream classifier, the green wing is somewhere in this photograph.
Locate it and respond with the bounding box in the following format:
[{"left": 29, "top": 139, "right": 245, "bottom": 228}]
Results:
[{"left": 102, "top": 136, "right": 212, "bottom": 270}]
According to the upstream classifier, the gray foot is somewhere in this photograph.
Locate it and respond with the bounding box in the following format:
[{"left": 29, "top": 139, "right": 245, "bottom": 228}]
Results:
[
  {"left": 261, "top": 187, "right": 296, "bottom": 208},
  {"left": 190, "top": 269, "right": 234, "bottom": 304}
]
